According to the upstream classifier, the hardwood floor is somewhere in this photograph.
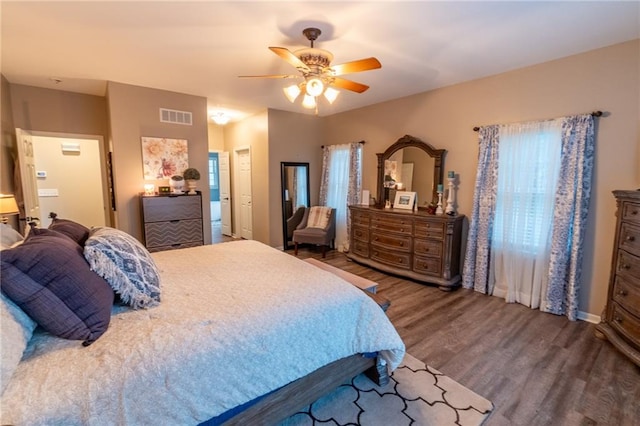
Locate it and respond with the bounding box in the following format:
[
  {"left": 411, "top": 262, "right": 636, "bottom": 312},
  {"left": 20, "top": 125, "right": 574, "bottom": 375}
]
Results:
[{"left": 290, "top": 247, "right": 640, "bottom": 426}]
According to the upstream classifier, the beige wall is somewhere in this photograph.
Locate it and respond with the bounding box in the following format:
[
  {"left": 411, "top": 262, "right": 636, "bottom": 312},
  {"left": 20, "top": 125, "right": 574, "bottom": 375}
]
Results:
[
  {"left": 106, "top": 82, "right": 211, "bottom": 243},
  {"left": 208, "top": 122, "right": 225, "bottom": 152},
  {"left": 223, "top": 110, "right": 269, "bottom": 243},
  {"left": 323, "top": 39, "right": 640, "bottom": 317},
  {"left": 1, "top": 76, "right": 16, "bottom": 194},
  {"left": 267, "top": 109, "right": 324, "bottom": 247}
]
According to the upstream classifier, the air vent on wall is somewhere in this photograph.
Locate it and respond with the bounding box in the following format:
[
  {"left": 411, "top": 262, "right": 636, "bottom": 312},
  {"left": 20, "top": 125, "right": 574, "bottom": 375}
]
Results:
[{"left": 159, "top": 108, "right": 193, "bottom": 125}]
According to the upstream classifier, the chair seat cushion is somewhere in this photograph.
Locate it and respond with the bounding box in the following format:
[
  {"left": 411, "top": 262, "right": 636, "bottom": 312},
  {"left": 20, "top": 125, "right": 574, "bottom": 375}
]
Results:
[{"left": 293, "top": 227, "right": 331, "bottom": 245}]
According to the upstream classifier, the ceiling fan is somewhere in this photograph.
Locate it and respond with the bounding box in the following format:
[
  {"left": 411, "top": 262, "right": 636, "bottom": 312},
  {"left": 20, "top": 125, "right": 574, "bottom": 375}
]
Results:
[{"left": 239, "top": 27, "right": 381, "bottom": 111}]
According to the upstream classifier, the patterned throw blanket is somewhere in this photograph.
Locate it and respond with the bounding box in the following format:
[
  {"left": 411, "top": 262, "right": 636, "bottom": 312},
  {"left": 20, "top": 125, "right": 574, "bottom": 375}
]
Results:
[{"left": 306, "top": 206, "right": 332, "bottom": 229}]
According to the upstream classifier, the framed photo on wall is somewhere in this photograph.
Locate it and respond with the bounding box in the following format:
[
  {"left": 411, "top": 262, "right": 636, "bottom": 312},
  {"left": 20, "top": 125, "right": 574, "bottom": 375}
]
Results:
[{"left": 393, "top": 191, "right": 416, "bottom": 210}]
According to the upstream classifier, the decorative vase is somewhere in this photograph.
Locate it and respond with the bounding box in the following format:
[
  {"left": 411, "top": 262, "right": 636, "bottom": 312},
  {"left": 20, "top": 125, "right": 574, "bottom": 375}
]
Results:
[
  {"left": 169, "top": 176, "right": 184, "bottom": 194},
  {"left": 186, "top": 180, "right": 197, "bottom": 195}
]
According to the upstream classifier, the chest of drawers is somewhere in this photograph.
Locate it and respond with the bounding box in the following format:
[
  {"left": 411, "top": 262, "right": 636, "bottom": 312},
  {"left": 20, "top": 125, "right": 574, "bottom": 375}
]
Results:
[
  {"left": 347, "top": 206, "right": 463, "bottom": 290},
  {"left": 595, "top": 190, "right": 640, "bottom": 366},
  {"left": 141, "top": 194, "right": 204, "bottom": 252}
]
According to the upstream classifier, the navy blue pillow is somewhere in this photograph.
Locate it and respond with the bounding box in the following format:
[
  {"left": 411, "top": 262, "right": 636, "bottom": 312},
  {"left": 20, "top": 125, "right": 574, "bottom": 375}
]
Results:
[
  {"left": 48, "top": 216, "right": 90, "bottom": 247},
  {"left": 0, "top": 228, "right": 113, "bottom": 345}
]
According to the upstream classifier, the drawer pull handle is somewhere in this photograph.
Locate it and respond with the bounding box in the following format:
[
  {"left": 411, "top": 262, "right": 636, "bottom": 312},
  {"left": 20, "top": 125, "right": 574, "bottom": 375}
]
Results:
[
  {"left": 398, "top": 258, "right": 403, "bottom": 263},
  {"left": 618, "top": 289, "right": 628, "bottom": 296},
  {"left": 632, "top": 210, "right": 638, "bottom": 215},
  {"left": 622, "top": 264, "right": 631, "bottom": 270},
  {"left": 400, "top": 228, "right": 404, "bottom": 232},
  {"left": 399, "top": 242, "right": 404, "bottom": 247},
  {"left": 374, "top": 237, "right": 379, "bottom": 241},
  {"left": 626, "top": 235, "right": 636, "bottom": 242},
  {"left": 614, "top": 316, "right": 623, "bottom": 324}
]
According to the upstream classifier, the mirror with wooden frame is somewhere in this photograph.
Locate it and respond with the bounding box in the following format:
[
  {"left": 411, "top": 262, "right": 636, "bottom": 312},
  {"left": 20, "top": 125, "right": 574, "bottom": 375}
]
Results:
[
  {"left": 376, "top": 135, "right": 445, "bottom": 210},
  {"left": 281, "top": 162, "right": 310, "bottom": 249}
]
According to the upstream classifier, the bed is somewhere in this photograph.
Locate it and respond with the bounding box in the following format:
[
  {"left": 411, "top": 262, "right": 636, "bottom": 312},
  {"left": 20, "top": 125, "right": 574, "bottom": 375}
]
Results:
[{"left": 0, "top": 222, "right": 405, "bottom": 425}]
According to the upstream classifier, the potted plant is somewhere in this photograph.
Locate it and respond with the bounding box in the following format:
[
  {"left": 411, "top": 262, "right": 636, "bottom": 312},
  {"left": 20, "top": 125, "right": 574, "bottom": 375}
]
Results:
[{"left": 183, "top": 168, "right": 200, "bottom": 195}]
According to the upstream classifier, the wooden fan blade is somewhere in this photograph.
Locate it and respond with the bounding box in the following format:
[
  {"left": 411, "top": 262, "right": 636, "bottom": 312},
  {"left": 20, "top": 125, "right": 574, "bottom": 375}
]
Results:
[
  {"left": 329, "top": 57, "right": 381, "bottom": 76},
  {"left": 238, "top": 74, "right": 297, "bottom": 79},
  {"left": 269, "top": 47, "right": 310, "bottom": 72},
  {"left": 331, "top": 77, "right": 370, "bottom": 93}
]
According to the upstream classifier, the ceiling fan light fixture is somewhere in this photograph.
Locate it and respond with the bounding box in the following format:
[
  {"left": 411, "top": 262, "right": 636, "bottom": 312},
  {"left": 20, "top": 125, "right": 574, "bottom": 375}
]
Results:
[
  {"left": 305, "top": 78, "right": 324, "bottom": 97},
  {"left": 211, "top": 112, "right": 230, "bottom": 125},
  {"left": 323, "top": 87, "right": 340, "bottom": 104},
  {"left": 302, "top": 94, "right": 316, "bottom": 109},
  {"left": 283, "top": 84, "right": 301, "bottom": 103}
]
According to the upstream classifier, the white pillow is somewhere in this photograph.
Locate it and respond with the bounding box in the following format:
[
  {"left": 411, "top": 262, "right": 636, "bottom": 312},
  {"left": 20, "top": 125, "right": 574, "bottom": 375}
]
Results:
[
  {"left": 0, "top": 293, "right": 36, "bottom": 395},
  {"left": 0, "top": 223, "right": 23, "bottom": 250}
]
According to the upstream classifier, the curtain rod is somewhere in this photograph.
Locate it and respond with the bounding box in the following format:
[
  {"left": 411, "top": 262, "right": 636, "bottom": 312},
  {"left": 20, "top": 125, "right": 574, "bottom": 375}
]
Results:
[
  {"left": 321, "top": 140, "right": 365, "bottom": 149},
  {"left": 472, "top": 111, "right": 603, "bottom": 132}
]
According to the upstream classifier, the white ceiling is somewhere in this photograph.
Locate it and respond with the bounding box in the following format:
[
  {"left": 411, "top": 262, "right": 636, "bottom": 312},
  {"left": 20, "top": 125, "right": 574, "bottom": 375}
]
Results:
[{"left": 2, "top": 1, "right": 638, "bottom": 123}]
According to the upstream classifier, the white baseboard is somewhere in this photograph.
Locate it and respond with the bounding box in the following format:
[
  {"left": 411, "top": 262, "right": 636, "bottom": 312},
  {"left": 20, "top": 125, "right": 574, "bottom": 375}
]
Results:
[{"left": 577, "top": 311, "right": 601, "bottom": 324}]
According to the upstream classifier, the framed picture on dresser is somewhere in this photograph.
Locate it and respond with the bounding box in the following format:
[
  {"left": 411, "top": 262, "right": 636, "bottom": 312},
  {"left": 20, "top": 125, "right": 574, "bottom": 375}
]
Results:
[{"left": 393, "top": 191, "right": 416, "bottom": 210}]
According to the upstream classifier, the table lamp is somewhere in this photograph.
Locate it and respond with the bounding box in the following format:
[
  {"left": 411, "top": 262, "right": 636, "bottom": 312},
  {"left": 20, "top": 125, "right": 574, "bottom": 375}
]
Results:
[{"left": 0, "top": 194, "right": 19, "bottom": 224}]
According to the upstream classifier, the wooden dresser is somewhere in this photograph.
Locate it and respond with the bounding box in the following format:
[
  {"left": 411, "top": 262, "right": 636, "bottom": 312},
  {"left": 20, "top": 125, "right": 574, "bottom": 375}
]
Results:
[
  {"left": 347, "top": 206, "right": 464, "bottom": 290},
  {"left": 140, "top": 194, "right": 204, "bottom": 252},
  {"left": 595, "top": 190, "right": 640, "bottom": 366}
]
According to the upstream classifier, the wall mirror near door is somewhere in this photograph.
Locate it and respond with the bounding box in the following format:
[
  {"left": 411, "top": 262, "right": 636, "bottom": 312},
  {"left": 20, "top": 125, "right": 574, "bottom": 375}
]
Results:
[
  {"left": 281, "top": 162, "right": 310, "bottom": 250},
  {"left": 376, "top": 134, "right": 445, "bottom": 209}
]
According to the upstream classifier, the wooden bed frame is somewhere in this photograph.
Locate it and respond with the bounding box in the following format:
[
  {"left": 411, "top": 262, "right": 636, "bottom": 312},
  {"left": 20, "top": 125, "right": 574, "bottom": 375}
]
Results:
[{"left": 223, "top": 354, "right": 389, "bottom": 425}]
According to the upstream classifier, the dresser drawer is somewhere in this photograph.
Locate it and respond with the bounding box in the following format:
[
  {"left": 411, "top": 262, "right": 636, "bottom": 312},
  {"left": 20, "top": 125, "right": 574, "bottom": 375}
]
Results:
[
  {"left": 351, "top": 239, "right": 369, "bottom": 258},
  {"left": 617, "top": 250, "right": 640, "bottom": 281},
  {"left": 413, "top": 255, "right": 441, "bottom": 276},
  {"left": 614, "top": 275, "right": 640, "bottom": 318},
  {"left": 371, "top": 215, "right": 412, "bottom": 235},
  {"left": 622, "top": 201, "right": 640, "bottom": 225},
  {"left": 352, "top": 225, "right": 369, "bottom": 243},
  {"left": 610, "top": 302, "right": 640, "bottom": 349},
  {"left": 145, "top": 219, "right": 203, "bottom": 247},
  {"left": 414, "top": 220, "right": 444, "bottom": 239},
  {"left": 148, "top": 240, "right": 203, "bottom": 253},
  {"left": 142, "top": 195, "right": 202, "bottom": 222},
  {"left": 620, "top": 222, "right": 640, "bottom": 257},
  {"left": 414, "top": 238, "right": 442, "bottom": 258},
  {"left": 351, "top": 210, "right": 370, "bottom": 226},
  {"left": 370, "top": 247, "right": 411, "bottom": 270},
  {"left": 371, "top": 232, "right": 411, "bottom": 252}
]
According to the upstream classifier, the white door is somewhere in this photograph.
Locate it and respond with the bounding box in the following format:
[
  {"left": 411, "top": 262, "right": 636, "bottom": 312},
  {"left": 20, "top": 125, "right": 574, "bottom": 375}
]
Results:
[
  {"left": 219, "top": 152, "right": 232, "bottom": 236},
  {"left": 237, "top": 149, "right": 253, "bottom": 240},
  {"left": 15, "top": 128, "right": 41, "bottom": 229}
]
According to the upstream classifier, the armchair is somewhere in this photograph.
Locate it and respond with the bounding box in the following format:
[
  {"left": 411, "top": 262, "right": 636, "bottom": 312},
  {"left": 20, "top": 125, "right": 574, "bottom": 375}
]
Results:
[{"left": 292, "top": 206, "right": 336, "bottom": 258}]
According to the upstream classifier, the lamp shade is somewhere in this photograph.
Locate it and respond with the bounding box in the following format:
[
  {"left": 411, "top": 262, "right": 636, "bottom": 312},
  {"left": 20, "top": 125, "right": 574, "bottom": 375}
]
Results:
[
  {"left": 301, "top": 94, "right": 316, "bottom": 109},
  {"left": 283, "top": 85, "right": 301, "bottom": 103},
  {"left": 323, "top": 87, "right": 340, "bottom": 104},
  {"left": 0, "top": 194, "right": 19, "bottom": 215},
  {"left": 305, "top": 78, "right": 324, "bottom": 97}
]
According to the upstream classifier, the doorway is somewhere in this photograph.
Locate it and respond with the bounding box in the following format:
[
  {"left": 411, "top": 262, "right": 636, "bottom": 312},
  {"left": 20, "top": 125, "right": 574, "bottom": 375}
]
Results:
[{"left": 16, "top": 129, "right": 109, "bottom": 228}]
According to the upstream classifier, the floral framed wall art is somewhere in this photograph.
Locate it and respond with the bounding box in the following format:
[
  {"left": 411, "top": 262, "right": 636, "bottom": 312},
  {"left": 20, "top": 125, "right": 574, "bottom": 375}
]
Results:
[{"left": 141, "top": 137, "right": 189, "bottom": 180}]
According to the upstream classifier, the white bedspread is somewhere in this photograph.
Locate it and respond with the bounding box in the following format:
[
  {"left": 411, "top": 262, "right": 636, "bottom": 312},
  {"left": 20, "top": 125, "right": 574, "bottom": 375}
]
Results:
[{"left": 1, "top": 240, "right": 405, "bottom": 425}]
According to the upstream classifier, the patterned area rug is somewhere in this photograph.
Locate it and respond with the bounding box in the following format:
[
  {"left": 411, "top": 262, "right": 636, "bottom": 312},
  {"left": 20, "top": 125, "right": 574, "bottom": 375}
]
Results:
[{"left": 279, "top": 354, "right": 493, "bottom": 426}]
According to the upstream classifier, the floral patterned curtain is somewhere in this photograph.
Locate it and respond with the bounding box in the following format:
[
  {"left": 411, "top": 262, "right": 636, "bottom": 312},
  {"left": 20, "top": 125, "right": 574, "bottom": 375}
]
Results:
[
  {"left": 319, "top": 142, "right": 362, "bottom": 252},
  {"left": 462, "top": 115, "right": 595, "bottom": 320}
]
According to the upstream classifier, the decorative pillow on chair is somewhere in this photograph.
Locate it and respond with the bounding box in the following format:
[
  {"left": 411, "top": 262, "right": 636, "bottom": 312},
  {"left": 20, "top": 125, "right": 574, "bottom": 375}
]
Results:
[
  {"left": 0, "top": 293, "right": 36, "bottom": 396},
  {"left": 0, "top": 228, "right": 114, "bottom": 346},
  {"left": 48, "top": 213, "right": 90, "bottom": 247},
  {"left": 84, "top": 226, "right": 161, "bottom": 309},
  {"left": 306, "top": 206, "right": 332, "bottom": 229}
]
